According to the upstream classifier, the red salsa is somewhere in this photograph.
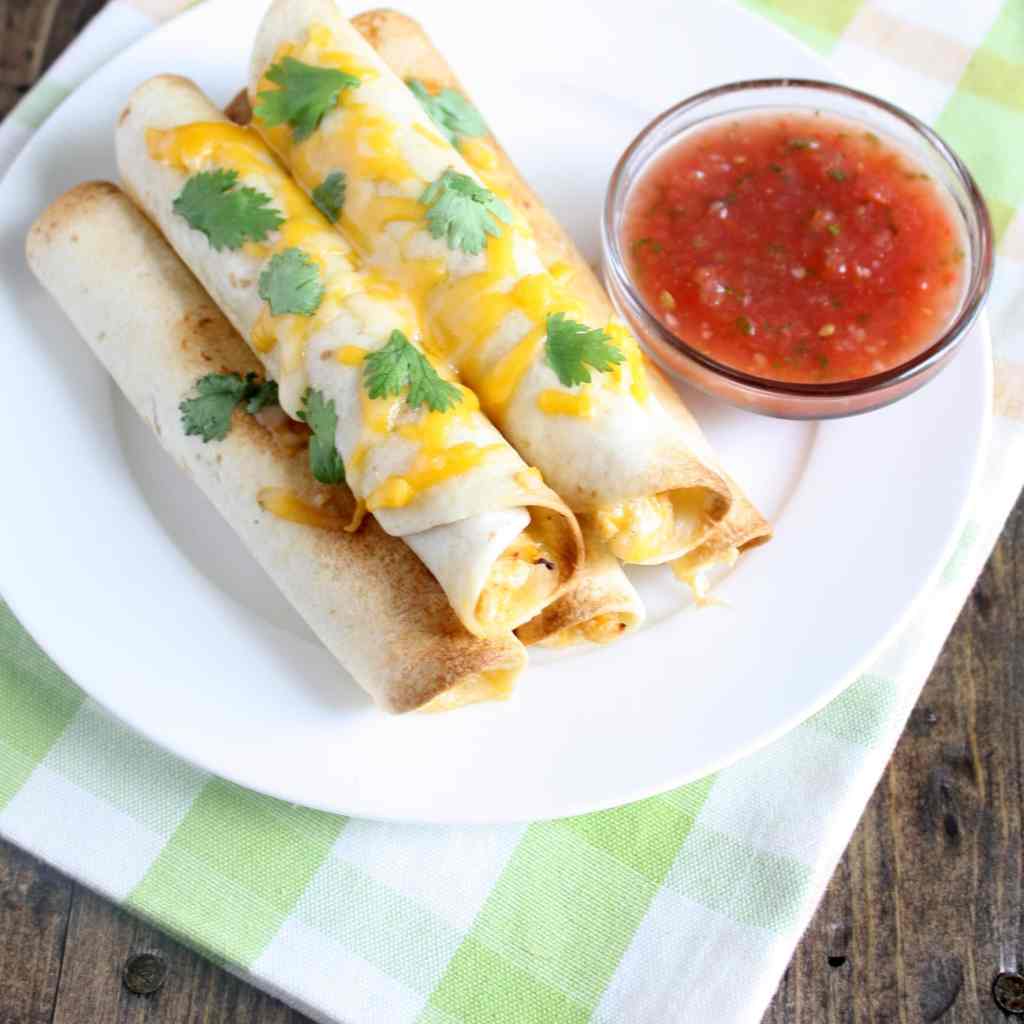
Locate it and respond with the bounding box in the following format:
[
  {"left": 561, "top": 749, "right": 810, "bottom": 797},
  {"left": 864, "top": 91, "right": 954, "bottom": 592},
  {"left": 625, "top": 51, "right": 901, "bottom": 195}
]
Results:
[{"left": 623, "top": 113, "right": 966, "bottom": 383}]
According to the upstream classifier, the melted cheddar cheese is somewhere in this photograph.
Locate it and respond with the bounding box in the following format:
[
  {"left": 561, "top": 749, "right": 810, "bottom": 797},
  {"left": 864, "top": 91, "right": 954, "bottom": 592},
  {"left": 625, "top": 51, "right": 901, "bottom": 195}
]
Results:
[
  {"left": 148, "top": 121, "right": 357, "bottom": 383},
  {"left": 150, "top": 120, "right": 513, "bottom": 517},
  {"left": 250, "top": 24, "right": 658, "bottom": 436},
  {"left": 258, "top": 487, "right": 350, "bottom": 530}
]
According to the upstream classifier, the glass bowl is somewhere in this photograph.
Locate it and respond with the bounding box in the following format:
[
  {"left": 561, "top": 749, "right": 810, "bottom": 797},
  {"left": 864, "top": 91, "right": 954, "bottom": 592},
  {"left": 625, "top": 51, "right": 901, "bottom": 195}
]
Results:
[{"left": 602, "top": 79, "right": 994, "bottom": 419}]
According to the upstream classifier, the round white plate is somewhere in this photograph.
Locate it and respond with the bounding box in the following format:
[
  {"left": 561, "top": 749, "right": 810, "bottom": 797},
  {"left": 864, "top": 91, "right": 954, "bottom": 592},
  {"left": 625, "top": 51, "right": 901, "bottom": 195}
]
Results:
[{"left": 0, "top": 0, "right": 990, "bottom": 823}]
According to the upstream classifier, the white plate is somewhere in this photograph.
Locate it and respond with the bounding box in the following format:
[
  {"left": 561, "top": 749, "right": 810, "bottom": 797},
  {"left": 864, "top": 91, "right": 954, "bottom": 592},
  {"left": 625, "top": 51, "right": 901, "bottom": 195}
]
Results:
[{"left": 0, "top": 0, "right": 990, "bottom": 823}]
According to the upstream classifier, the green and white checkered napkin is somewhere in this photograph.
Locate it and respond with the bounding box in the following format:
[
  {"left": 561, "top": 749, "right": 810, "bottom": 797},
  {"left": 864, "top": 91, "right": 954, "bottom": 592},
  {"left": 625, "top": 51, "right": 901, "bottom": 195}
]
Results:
[{"left": 3, "top": 1, "right": 1023, "bottom": 1021}]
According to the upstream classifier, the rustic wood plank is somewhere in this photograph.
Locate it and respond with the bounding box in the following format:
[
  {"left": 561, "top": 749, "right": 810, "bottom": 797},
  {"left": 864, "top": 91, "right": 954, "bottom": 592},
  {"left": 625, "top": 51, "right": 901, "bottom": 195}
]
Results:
[
  {"left": 0, "top": 0, "right": 104, "bottom": 115},
  {"left": 0, "top": 837, "right": 73, "bottom": 1024},
  {"left": 51, "top": 885, "right": 311, "bottom": 1024},
  {"left": 764, "top": 495, "right": 1024, "bottom": 1022},
  {"left": 0, "top": 0, "right": 60, "bottom": 86}
]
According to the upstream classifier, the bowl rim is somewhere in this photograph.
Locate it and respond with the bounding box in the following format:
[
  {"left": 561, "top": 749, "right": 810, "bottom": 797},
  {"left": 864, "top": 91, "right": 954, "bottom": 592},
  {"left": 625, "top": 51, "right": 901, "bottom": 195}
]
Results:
[{"left": 602, "top": 77, "right": 995, "bottom": 399}]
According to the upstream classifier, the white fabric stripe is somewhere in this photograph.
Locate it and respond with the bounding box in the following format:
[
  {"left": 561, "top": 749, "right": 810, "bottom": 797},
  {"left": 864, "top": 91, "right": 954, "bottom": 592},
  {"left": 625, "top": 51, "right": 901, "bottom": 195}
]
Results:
[
  {"left": 254, "top": 918, "right": 426, "bottom": 1024},
  {"left": 830, "top": 37, "right": 957, "bottom": 122},
  {"left": 0, "top": 766, "right": 169, "bottom": 900},
  {"left": 330, "top": 820, "right": 528, "bottom": 932}
]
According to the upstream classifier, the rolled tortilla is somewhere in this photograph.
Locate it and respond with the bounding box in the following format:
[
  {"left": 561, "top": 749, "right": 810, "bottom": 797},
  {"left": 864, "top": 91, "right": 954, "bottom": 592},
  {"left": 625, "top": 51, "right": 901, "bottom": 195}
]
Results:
[
  {"left": 248, "top": 0, "right": 734, "bottom": 568},
  {"left": 344, "top": 9, "right": 648, "bottom": 643},
  {"left": 26, "top": 182, "right": 527, "bottom": 712},
  {"left": 117, "top": 75, "right": 583, "bottom": 639}
]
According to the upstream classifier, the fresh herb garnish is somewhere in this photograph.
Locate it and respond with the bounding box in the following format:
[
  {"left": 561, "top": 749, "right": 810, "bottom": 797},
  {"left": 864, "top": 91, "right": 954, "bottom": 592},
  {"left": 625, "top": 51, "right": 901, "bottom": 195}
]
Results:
[
  {"left": 827, "top": 223, "right": 841, "bottom": 237},
  {"left": 297, "top": 388, "right": 345, "bottom": 484},
  {"left": 363, "top": 330, "right": 463, "bottom": 413},
  {"left": 787, "top": 138, "right": 815, "bottom": 150},
  {"left": 179, "top": 372, "right": 278, "bottom": 443},
  {"left": 544, "top": 313, "right": 625, "bottom": 387},
  {"left": 769, "top": 162, "right": 784, "bottom": 173},
  {"left": 419, "top": 169, "right": 511, "bottom": 255},
  {"left": 173, "top": 170, "right": 283, "bottom": 251},
  {"left": 255, "top": 57, "right": 360, "bottom": 143},
  {"left": 827, "top": 168, "right": 847, "bottom": 182},
  {"left": 735, "top": 316, "right": 755, "bottom": 336},
  {"left": 311, "top": 171, "right": 346, "bottom": 223},
  {"left": 407, "top": 79, "right": 487, "bottom": 147},
  {"left": 258, "top": 248, "right": 324, "bottom": 317}
]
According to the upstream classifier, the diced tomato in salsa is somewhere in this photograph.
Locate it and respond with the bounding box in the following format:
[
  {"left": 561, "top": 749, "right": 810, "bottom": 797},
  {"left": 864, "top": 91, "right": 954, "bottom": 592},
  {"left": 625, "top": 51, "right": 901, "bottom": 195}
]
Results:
[{"left": 623, "top": 113, "right": 966, "bottom": 383}]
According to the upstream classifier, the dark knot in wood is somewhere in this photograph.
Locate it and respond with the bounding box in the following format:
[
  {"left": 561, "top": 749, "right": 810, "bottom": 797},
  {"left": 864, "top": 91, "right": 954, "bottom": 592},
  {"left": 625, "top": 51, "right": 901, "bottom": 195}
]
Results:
[
  {"left": 993, "top": 972, "right": 1024, "bottom": 1015},
  {"left": 122, "top": 953, "right": 167, "bottom": 996}
]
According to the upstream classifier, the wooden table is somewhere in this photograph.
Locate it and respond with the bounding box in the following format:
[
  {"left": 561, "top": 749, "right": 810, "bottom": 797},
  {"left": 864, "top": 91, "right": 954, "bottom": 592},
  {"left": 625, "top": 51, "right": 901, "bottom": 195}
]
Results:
[{"left": 1, "top": 3, "right": 1021, "bottom": 1021}]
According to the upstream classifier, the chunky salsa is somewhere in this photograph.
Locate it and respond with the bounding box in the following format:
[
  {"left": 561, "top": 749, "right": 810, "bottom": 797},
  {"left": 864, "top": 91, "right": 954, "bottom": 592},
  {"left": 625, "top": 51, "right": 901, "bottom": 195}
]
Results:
[{"left": 623, "top": 112, "right": 966, "bottom": 383}]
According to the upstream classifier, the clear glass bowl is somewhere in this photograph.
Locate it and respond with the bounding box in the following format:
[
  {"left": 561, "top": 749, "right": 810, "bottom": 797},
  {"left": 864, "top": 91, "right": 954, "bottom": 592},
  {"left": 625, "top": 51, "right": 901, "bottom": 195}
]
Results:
[{"left": 602, "top": 79, "right": 994, "bottom": 419}]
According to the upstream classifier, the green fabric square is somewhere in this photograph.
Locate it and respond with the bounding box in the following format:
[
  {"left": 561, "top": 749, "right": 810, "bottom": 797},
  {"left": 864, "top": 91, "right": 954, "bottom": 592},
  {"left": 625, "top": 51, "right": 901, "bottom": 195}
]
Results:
[
  {"left": 425, "top": 937, "right": 589, "bottom": 1024},
  {"left": 563, "top": 792, "right": 701, "bottom": 884},
  {"left": 958, "top": 48, "right": 1024, "bottom": 113},
  {"left": 804, "top": 673, "right": 898, "bottom": 746},
  {"left": 469, "top": 823, "right": 656, "bottom": 1007},
  {"left": 0, "top": 605, "right": 84, "bottom": 810},
  {"left": 127, "top": 779, "right": 346, "bottom": 966},
  {"left": 13, "top": 79, "right": 72, "bottom": 130},
  {"left": 740, "top": 0, "right": 863, "bottom": 54},
  {"left": 936, "top": 90, "right": 1024, "bottom": 214},
  {"left": 425, "top": 774, "right": 715, "bottom": 1019}
]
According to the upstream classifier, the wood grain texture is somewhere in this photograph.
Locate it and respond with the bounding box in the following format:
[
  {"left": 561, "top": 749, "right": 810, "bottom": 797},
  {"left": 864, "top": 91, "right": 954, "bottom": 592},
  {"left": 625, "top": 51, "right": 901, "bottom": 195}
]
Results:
[{"left": 0, "top": 3, "right": 1020, "bottom": 1022}]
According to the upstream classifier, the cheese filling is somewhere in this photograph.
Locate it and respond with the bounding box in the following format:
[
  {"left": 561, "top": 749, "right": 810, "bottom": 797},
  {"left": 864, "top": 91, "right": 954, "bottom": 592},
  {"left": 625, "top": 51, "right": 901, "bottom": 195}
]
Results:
[
  {"left": 475, "top": 528, "right": 560, "bottom": 631},
  {"left": 541, "top": 612, "right": 636, "bottom": 649},
  {"left": 594, "top": 490, "right": 719, "bottom": 564},
  {"left": 671, "top": 545, "right": 741, "bottom": 605}
]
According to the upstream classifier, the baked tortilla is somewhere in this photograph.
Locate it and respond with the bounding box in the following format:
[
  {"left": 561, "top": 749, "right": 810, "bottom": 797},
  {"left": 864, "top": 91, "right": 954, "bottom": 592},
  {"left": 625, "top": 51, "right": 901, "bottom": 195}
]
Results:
[
  {"left": 117, "top": 76, "right": 583, "bottom": 639},
  {"left": 351, "top": 6, "right": 772, "bottom": 600},
  {"left": 26, "top": 181, "right": 527, "bottom": 713},
  {"left": 248, "top": 0, "right": 735, "bottom": 568},
  {"left": 344, "top": 10, "right": 650, "bottom": 642}
]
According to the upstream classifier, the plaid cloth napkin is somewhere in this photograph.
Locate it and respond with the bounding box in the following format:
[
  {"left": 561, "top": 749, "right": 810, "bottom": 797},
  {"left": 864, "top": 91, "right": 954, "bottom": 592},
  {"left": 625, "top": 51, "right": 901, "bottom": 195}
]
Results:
[{"left": 2, "top": 1, "right": 1022, "bottom": 1021}]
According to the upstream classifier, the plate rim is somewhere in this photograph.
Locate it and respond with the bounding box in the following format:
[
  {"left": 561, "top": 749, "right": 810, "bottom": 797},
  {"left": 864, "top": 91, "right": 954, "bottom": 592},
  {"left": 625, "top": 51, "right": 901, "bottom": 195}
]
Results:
[{"left": 0, "top": 0, "right": 994, "bottom": 823}]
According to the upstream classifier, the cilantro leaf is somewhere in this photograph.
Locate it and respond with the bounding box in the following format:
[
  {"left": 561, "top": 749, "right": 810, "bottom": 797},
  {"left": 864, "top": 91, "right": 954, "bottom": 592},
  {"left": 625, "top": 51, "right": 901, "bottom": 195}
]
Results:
[
  {"left": 419, "top": 169, "right": 511, "bottom": 255},
  {"left": 258, "top": 248, "right": 324, "bottom": 317},
  {"left": 544, "top": 313, "right": 625, "bottom": 387},
  {"left": 179, "top": 372, "right": 278, "bottom": 443},
  {"left": 363, "top": 330, "right": 463, "bottom": 413},
  {"left": 173, "top": 170, "right": 284, "bottom": 252},
  {"left": 255, "top": 57, "right": 359, "bottom": 143},
  {"left": 407, "top": 79, "right": 487, "bottom": 147},
  {"left": 245, "top": 378, "right": 279, "bottom": 414},
  {"left": 297, "top": 388, "right": 345, "bottom": 484},
  {"left": 311, "top": 171, "right": 346, "bottom": 223}
]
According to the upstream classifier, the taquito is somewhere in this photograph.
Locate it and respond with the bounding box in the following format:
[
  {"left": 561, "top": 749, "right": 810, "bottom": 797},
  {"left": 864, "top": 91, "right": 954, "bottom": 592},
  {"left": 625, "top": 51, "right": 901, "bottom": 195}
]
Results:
[
  {"left": 348, "top": 10, "right": 649, "bottom": 644},
  {"left": 26, "top": 182, "right": 526, "bottom": 712},
  {"left": 349, "top": 8, "right": 771, "bottom": 618},
  {"left": 117, "top": 76, "right": 582, "bottom": 639},
  {"left": 248, "top": 0, "right": 735, "bottom": 568}
]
